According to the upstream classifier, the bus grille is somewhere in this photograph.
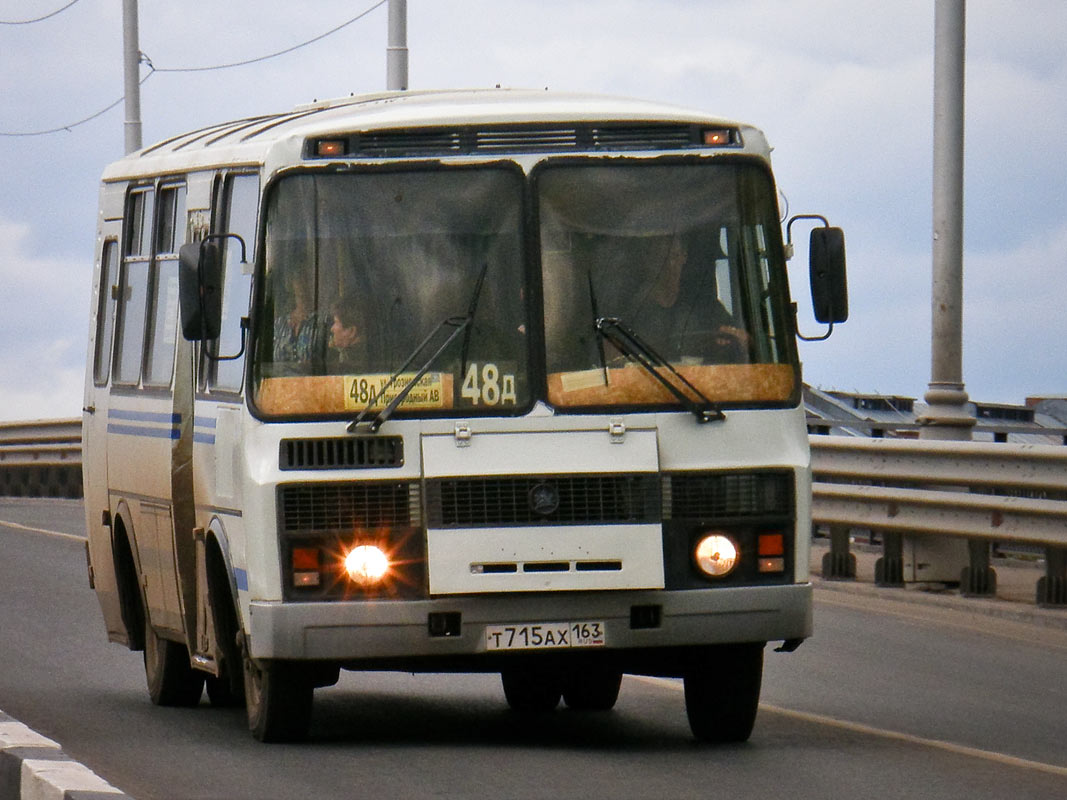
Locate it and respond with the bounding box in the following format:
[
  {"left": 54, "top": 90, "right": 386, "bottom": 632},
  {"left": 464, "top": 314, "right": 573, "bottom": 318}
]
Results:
[
  {"left": 663, "top": 471, "right": 793, "bottom": 521},
  {"left": 279, "top": 481, "right": 420, "bottom": 531},
  {"left": 425, "top": 474, "right": 660, "bottom": 528},
  {"left": 279, "top": 436, "right": 404, "bottom": 470}
]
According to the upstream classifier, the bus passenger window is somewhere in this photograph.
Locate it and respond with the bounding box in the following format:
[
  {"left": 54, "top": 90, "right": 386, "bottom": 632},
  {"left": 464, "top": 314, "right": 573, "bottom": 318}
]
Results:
[
  {"left": 144, "top": 185, "right": 186, "bottom": 387},
  {"left": 114, "top": 188, "right": 154, "bottom": 385},
  {"left": 93, "top": 240, "right": 119, "bottom": 385}
]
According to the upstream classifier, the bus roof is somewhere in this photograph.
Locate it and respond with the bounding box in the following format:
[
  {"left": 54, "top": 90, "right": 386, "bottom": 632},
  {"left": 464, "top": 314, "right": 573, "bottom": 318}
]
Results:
[{"left": 101, "top": 88, "right": 768, "bottom": 182}]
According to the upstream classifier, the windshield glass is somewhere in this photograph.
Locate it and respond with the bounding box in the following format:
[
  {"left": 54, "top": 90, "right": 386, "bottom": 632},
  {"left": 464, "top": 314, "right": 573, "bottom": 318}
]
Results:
[
  {"left": 252, "top": 167, "right": 529, "bottom": 418},
  {"left": 538, "top": 160, "right": 797, "bottom": 410}
]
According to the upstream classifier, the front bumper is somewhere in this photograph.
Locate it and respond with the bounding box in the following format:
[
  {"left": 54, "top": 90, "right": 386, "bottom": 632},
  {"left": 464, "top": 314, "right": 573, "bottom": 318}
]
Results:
[{"left": 247, "top": 583, "right": 812, "bottom": 666}]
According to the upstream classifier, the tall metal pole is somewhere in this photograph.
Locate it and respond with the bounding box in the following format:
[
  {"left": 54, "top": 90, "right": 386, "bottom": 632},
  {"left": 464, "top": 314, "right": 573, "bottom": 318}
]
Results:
[
  {"left": 122, "top": 0, "right": 143, "bottom": 154},
  {"left": 386, "top": 0, "right": 408, "bottom": 91},
  {"left": 920, "top": 0, "right": 972, "bottom": 440}
]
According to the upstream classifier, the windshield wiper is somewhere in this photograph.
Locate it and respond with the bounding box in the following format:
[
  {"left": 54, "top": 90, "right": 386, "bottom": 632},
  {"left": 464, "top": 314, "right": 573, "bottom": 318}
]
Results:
[
  {"left": 594, "top": 316, "right": 725, "bottom": 423},
  {"left": 348, "top": 262, "right": 489, "bottom": 434}
]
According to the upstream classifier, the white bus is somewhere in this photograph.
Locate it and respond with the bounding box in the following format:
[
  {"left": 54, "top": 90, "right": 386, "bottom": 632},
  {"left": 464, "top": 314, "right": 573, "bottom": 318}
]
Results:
[{"left": 82, "top": 89, "right": 847, "bottom": 743}]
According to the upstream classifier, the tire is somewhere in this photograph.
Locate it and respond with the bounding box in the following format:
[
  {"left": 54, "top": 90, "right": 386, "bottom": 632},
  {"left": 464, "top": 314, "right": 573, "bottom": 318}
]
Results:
[
  {"left": 205, "top": 674, "right": 244, "bottom": 708},
  {"left": 143, "top": 614, "right": 205, "bottom": 708},
  {"left": 243, "top": 650, "right": 314, "bottom": 743},
  {"left": 501, "top": 670, "right": 562, "bottom": 712},
  {"left": 562, "top": 670, "right": 622, "bottom": 711},
  {"left": 683, "top": 643, "right": 764, "bottom": 743}
]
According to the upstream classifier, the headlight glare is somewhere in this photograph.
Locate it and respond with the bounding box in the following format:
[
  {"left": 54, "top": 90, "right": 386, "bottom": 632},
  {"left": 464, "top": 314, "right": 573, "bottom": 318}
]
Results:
[{"left": 694, "top": 533, "right": 740, "bottom": 578}]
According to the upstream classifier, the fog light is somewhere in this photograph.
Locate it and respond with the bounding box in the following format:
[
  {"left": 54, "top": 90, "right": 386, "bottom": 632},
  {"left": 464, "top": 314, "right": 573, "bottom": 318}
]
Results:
[
  {"left": 344, "top": 545, "right": 389, "bottom": 584},
  {"left": 694, "top": 533, "right": 740, "bottom": 578}
]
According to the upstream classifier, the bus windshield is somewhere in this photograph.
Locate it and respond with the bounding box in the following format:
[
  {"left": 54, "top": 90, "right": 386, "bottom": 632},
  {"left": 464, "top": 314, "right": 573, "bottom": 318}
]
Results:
[
  {"left": 538, "top": 160, "right": 797, "bottom": 411},
  {"left": 252, "top": 166, "right": 530, "bottom": 418}
]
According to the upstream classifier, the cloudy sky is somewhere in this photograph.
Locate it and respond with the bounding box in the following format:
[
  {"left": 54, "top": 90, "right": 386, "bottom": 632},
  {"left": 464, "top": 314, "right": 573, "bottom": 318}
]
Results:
[{"left": 1, "top": 0, "right": 1064, "bottom": 421}]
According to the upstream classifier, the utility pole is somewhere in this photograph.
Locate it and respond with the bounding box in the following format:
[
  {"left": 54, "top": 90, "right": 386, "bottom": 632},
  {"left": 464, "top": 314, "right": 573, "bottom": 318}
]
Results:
[
  {"left": 386, "top": 0, "right": 408, "bottom": 91},
  {"left": 920, "top": 0, "right": 972, "bottom": 440},
  {"left": 122, "top": 0, "right": 143, "bottom": 154}
]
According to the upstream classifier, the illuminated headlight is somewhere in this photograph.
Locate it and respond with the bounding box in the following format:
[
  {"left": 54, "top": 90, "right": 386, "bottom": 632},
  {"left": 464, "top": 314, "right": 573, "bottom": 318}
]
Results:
[
  {"left": 694, "top": 533, "right": 740, "bottom": 578},
  {"left": 344, "top": 545, "right": 390, "bottom": 584}
]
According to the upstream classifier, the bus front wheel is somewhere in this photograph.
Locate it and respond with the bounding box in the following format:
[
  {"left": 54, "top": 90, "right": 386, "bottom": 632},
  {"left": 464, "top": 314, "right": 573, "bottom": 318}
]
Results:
[
  {"left": 242, "top": 648, "right": 313, "bottom": 742},
  {"left": 683, "top": 643, "right": 764, "bottom": 743}
]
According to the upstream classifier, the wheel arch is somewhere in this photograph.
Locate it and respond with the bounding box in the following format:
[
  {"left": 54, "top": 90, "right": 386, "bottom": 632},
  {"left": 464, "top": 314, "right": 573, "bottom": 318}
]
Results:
[{"left": 110, "top": 503, "right": 145, "bottom": 651}]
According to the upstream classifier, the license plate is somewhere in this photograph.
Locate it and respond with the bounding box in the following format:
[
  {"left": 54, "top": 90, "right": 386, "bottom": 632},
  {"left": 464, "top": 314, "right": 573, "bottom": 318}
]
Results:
[{"left": 485, "top": 621, "right": 606, "bottom": 651}]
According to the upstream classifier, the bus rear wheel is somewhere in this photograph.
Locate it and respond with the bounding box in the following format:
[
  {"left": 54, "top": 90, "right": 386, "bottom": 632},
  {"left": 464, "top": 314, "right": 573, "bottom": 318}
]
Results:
[
  {"left": 243, "top": 649, "right": 313, "bottom": 742},
  {"left": 562, "top": 669, "right": 622, "bottom": 711},
  {"left": 143, "top": 615, "right": 205, "bottom": 708},
  {"left": 501, "top": 670, "right": 562, "bottom": 712},
  {"left": 683, "top": 643, "right": 764, "bottom": 743}
]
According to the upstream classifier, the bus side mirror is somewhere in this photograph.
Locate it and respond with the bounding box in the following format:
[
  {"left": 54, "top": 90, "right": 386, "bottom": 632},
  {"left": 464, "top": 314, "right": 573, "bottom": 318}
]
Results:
[
  {"left": 809, "top": 227, "right": 848, "bottom": 324},
  {"left": 179, "top": 241, "right": 223, "bottom": 341}
]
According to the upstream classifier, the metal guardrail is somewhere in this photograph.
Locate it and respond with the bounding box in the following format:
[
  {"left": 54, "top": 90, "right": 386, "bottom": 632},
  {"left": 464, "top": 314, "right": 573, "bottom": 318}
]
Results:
[
  {"left": 2, "top": 419, "right": 1064, "bottom": 605},
  {"left": 810, "top": 436, "right": 1067, "bottom": 606},
  {"left": 0, "top": 419, "right": 82, "bottom": 498}
]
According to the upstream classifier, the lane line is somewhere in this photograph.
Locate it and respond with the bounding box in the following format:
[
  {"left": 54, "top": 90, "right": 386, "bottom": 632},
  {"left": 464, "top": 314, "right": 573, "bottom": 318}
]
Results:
[
  {"left": 0, "top": 518, "right": 86, "bottom": 542},
  {"left": 631, "top": 675, "right": 1067, "bottom": 778}
]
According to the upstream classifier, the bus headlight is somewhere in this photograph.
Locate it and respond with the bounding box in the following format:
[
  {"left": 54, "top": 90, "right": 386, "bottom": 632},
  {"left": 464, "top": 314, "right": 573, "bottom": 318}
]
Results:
[
  {"left": 694, "top": 533, "right": 740, "bottom": 578},
  {"left": 344, "top": 545, "right": 390, "bottom": 585}
]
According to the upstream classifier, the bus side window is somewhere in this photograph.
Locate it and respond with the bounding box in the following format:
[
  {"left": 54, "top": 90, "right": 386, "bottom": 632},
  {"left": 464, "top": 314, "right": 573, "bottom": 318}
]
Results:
[
  {"left": 210, "top": 173, "right": 258, "bottom": 393},
  {"left": 144, "top": 184, "right": 187, "bottom": 387},
  {"left": 114, "top": 188, "right": 155, "bottom": 386},
  {"left": 93, "top": 240, "right": 120, "bottom": 385}
]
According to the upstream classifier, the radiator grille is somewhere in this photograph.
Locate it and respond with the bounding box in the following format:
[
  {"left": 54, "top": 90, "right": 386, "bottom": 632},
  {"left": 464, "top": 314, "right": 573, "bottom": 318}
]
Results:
[
  {"left": 664, "top": 471, "right": 793, "bottom": 520},
  {"left": 279, "top": 482, "right": 420, "bottom": 531},
  {"left": 426, "top": 474, "right": 660, "bottom": 527},
  {"left": 279, "top": 436, "right": 403, "bottom": 470}
]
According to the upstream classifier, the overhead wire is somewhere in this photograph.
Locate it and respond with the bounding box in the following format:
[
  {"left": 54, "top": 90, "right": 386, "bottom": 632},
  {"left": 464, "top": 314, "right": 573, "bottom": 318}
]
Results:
[
  {"left": 0, "top": 0, "right": 388, "bottom": 137},
  {"left": 0, "top": 0, "right": 82, "bottom": 25}
]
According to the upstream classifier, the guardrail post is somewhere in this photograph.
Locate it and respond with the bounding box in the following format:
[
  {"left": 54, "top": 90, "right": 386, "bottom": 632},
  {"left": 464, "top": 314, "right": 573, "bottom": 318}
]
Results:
[
  {"left": 875, "top": 532, "right": 905, "bottom": 587},
  {"left": 1037, "top": 547, "right": 1067, "bottom": 607},
  {"left": 960, "top": 538, "right": 997, "bottom": 597},
  {"left": 821, "top": 525, "right": 856, "bottom": 580}
]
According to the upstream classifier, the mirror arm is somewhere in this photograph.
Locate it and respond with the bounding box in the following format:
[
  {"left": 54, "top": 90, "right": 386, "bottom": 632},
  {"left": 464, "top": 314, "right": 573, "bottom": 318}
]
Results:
[{"left": 785, "top": 213, "right": 829, "bottom": 250}]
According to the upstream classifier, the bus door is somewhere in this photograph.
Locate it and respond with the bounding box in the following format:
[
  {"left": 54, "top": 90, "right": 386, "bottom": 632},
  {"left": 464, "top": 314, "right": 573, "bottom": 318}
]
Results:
[
  {"left": 107, "top": 183, "right": 188, "bottom": 637},
  {"left": 83, "top": 200, "right": 125, "bottom": 642}
]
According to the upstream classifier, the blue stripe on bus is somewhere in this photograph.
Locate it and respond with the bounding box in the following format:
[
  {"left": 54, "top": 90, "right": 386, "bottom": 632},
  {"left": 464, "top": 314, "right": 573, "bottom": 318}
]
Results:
[
  {"left": 193, "top": 432, "right": 216, "bottom": 445},
  {"left": 194, "top": 416, "right": 218, "bottom": 429},
  {"left": 108, "top": 408, "right": 182, "bottom": 424},
  {"left": 234, "top": 568, "right": 249, "bottom": 591},
  {"left": 107, "top": 423, "right": 180, "bottom": 440}
]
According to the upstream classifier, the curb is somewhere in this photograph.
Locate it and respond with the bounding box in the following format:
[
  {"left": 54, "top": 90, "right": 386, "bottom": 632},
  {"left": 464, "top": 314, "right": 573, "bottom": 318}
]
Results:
[{"left": 0, "top": 713, "right": 132, "bottom": 800}]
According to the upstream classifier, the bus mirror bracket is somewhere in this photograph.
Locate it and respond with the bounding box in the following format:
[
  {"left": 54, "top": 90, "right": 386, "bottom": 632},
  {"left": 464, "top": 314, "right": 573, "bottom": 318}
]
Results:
[{"left": 786, "top": 214, "right": 848, "bottom": 342}]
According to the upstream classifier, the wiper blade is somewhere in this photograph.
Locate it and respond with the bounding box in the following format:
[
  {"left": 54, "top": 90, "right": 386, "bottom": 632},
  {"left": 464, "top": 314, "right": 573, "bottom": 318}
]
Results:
[
  {"left": 595, "top": 316, "right": 725, "bottom": 423},
  {"left": 347, "top": 315, "right": 471, "bottom": 433},
  {"left": 348, "top": 262, "right": 490, "bottom": 434}
]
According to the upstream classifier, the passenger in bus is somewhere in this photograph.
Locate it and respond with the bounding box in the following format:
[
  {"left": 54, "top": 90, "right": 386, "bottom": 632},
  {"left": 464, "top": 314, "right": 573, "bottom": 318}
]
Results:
[
  {"left": 272, "top": 271, "right": 327, "bottom": 369},
  {"left": 328, "top": 294, "right": 369, "bottom": 370},
  {"left": 640, "top": 234, "right": 751, "bottom": 363}
]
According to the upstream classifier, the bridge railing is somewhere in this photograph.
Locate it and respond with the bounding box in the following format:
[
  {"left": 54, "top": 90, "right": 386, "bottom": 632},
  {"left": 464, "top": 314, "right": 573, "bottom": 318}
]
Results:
[
  {"left": 0, "top": 419, "right": 83, "bottom": 498},
  {"left": 2, "top": 419, "right": 1064, "bottom": 606},
  {"left": 810, "top": 435, "right": 1067, "bottom": 606}
]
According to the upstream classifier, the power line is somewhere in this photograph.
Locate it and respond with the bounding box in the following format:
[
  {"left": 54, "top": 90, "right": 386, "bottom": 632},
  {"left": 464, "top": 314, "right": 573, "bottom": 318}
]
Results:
[
  {"left": 0, "top": 1, "right": 82, "bottom": 25},
  {"left": 152, "top": 0, "right": 388, "bottom": 73},
  {"left": 0, "top": 71, "right": 155, "bottom": 137},
  {"left": 0, "top": 0, "right": 389, "bottom": 138}
]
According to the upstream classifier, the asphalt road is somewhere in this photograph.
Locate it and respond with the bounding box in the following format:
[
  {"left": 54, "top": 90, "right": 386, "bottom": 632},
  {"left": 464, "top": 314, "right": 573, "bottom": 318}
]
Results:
[{"left": 1, "top": 498, "right": 1065, "bottom": 799}]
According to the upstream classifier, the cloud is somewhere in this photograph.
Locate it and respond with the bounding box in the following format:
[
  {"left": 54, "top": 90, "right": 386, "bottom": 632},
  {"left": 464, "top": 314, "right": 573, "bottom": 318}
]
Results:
[{"left": 0, "top": 218, "right": 88, "bottom": 420}]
